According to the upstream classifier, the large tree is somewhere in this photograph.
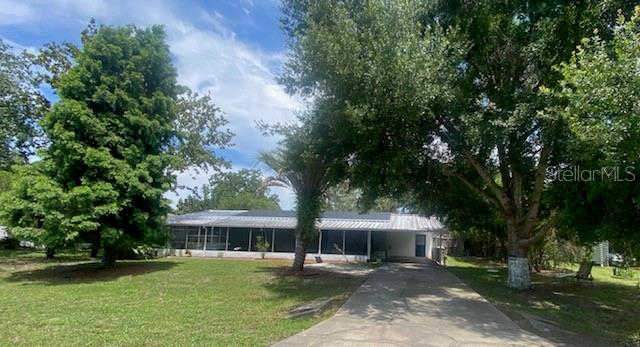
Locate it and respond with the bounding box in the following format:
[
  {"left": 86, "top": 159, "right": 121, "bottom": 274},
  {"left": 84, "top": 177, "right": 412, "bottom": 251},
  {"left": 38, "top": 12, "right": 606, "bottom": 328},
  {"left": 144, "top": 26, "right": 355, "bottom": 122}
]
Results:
[
  {"left": 280, "top": 0, "right": 634, "bottom": 288},
  {"left": 176, "top": 169, "right": 280, "bottom": 213},
  {"left": 0, "top": 39, "right": 49, "bottom": 169},
  {"left": 0, "top": 24, "right": 231, "bottom": 264},
  {"left": 550, "top": 7, "right": 640, "bottom": 263}
]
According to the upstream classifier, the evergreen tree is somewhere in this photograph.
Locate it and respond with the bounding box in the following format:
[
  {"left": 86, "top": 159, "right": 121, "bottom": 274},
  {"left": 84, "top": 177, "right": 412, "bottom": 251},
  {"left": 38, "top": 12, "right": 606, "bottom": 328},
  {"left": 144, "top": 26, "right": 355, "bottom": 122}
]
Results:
[{"left": 0, "top": 24, "right": 231, "bottom": 264}]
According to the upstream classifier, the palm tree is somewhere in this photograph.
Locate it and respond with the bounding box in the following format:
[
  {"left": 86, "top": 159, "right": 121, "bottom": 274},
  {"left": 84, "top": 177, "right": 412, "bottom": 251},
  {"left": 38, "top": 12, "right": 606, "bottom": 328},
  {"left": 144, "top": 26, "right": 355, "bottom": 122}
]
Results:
[{"left": 260, "top": 122, "right": 343, "bottom": 271}]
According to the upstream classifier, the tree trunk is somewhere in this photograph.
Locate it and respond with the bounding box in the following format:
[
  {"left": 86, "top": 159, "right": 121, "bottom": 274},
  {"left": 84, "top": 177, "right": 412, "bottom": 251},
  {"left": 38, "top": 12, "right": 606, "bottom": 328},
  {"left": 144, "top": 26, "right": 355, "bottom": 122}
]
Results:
[
  {"left": 293, "top": 188, "right": 322, "bottom": 272},
  {"left": 507, "top": 225, "right": 531, "bottom": 289},
  {"left": 90, "top": 244, "right": 100, "bottom": 258},
  {"left": 45, "top": 247, "right": 55, "bottom": 259},
  {"left": 90, "top": 232, "right": 101, "bottom": 258},
  {"left": 101, "top": 245, "right": 117, "bottom": 267},
  {"left": 292, "top": 237, "right": 307, "bottom": 271},
  {"left": 507, "top": 256, "right": 531, "bottom": 290}
]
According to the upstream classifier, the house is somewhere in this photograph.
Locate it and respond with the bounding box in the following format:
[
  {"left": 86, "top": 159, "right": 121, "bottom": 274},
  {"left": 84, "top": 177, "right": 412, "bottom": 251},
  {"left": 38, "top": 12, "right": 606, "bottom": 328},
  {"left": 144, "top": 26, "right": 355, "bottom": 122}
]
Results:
[{"left": 166, "top": 210, "right": 447, "bottom": 262}]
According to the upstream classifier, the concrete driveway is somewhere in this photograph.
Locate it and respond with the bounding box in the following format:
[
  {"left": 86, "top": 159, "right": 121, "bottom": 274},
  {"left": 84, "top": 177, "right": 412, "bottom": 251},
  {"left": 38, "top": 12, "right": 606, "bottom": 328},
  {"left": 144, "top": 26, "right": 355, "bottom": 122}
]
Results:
[{"left": 275, "top": 262, "right": 553, "bottom": 346}]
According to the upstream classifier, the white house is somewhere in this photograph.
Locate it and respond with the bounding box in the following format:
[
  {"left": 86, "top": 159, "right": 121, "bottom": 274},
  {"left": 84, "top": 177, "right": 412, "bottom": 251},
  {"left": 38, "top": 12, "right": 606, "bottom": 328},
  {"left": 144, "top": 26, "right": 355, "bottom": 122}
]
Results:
[{"left": 166, "top": 210, "right": 446, "bottom": 262}]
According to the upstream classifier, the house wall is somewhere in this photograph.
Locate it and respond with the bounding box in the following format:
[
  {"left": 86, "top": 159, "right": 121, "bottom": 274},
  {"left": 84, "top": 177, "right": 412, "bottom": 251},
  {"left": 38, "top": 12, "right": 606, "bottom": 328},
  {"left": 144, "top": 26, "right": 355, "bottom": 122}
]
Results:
[
  {"left": 168, "top": 249, "right": 368, "bottom": 262},
  {"left": 386, "top": 231, "right": 433, "bottom": 259}
]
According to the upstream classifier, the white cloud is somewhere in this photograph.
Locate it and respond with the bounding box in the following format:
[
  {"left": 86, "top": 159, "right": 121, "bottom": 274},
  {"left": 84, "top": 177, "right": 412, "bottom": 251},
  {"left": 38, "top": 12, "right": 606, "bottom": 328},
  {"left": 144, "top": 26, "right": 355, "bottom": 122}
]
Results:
[{"left": 0, "top": 0, "right": 34, "bottom": 25}]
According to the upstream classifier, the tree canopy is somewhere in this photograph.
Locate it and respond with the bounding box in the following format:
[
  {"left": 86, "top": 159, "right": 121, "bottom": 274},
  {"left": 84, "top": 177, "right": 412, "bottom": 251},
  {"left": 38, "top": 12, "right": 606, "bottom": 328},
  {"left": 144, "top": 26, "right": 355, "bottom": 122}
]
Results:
[
  {"left": 0, "top": 39, "right": 48, "bottom": 169},
  {"left": 324, "top": 182, "right": 402, "bottom": 213},
  {"left": 176, "top": 169, "right": 280, "bottom": 213},
  {"left": 550, "top": 7, "right": 640, "bottom": 261},
  {"left": 280, "top": 0, "right": 636, "bottom": 288}
]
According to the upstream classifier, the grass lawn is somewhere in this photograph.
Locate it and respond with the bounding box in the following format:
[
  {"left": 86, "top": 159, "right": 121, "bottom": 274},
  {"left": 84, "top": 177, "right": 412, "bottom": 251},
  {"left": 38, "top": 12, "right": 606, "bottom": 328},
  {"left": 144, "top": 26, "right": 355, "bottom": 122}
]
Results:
[
  {"left": 447, "top": 256, "right": 640, "bottom": 346},
  {"left": 0, "top": 249, "right": 365, "bottom": 346}
]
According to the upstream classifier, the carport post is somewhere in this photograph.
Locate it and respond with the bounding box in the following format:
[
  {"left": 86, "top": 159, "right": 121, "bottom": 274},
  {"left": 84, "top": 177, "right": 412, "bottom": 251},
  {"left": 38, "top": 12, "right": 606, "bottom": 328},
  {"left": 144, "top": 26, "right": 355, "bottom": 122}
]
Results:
[
  {"left": 248, "top": 228, "right": 252, "bottom": 252},
  {"left": 342, "top": 230, "right": 346, "bottom": 255},
  {"left": 318, "top": 229, "right": 322, "bottom": 254},
  {"left": 367, "top": 230, "right": 371, "bottom": 259}
]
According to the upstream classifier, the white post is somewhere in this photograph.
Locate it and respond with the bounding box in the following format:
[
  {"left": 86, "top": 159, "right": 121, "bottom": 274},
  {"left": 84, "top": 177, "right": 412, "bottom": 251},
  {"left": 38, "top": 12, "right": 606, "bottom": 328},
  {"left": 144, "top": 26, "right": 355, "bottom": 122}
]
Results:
[
  {"left": 342, "top": 230, "right": 346, "bottom": 255},
  {"left": 248, "top": 228, "right": 252, "bottom": 252},
  {"left": 197, "top": 227, "right": 201, "bottom": 250},
  {"left": 225, "top": 227, "right": 229, "bottom": 251},
  {"left": 318, "top": 229, "right": 322, "bottom": 254},
  {"left": 271, "top": 228, "right": 275, "bottom": 252},
  {"left": 367, "top": 230, "right": 372, "bottom": 260},
  {"left": 203, "top": 226, "right": 208, "bottom": 255}
]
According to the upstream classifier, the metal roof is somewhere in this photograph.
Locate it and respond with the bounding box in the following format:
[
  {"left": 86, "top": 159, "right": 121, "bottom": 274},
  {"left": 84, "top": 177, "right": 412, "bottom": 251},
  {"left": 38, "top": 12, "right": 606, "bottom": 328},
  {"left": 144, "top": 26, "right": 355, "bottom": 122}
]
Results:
[{"left": 167, "top": 210, "right": 445, "bottom": 232}]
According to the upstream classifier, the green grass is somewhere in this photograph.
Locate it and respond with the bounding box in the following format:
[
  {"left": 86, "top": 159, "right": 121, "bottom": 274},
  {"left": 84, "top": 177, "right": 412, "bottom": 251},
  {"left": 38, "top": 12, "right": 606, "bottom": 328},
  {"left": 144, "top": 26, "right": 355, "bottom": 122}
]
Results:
[
  {"left": 447, "top": 256, "right": 640, "bottom": 346},
  {"left": 0, "top": 249, "right": 365, "bottom": 346}
]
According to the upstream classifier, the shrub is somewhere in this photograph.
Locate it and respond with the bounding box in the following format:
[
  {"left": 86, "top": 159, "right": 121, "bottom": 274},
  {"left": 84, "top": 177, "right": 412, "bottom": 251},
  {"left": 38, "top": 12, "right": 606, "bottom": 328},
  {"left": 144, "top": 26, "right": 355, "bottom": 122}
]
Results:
[
  {"left": 613, "top": 266, "right": 636, "bottom": 280},
  {"left": 255, "top": 236, "right": 270, "bottom": 259},
  {"left": 0, "top": 237, "right": 18, "bottom": 250}
]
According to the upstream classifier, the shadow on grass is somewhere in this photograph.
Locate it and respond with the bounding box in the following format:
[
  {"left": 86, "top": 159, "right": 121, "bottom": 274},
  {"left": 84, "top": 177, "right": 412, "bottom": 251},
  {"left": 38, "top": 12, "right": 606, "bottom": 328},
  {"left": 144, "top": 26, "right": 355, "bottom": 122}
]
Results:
[
  {"left": 0, "top": 248, "right": 91, "bottom": 265},
  {"left": 3, "top": 260, "right": 178, "bottom": 285},
  {"left": 447, "top": 256, "right": 640, "bottom": 346},
  {"left": 255, "top": 264, "right": 366, "bottom": 304}
]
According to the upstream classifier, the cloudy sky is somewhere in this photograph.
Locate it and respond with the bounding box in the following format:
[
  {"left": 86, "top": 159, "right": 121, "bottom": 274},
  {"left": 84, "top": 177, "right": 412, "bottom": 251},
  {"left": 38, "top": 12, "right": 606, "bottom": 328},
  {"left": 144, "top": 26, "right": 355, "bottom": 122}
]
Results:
[{"left": 0, "top": 0, "right": 300, "bottom": 209}]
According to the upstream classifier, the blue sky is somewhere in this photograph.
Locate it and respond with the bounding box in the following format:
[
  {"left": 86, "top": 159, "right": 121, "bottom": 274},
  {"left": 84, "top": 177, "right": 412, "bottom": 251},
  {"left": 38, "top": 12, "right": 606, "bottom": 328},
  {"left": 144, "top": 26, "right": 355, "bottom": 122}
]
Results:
[{"left": 0, "top": 0, "right": 299, "bottom": 209}]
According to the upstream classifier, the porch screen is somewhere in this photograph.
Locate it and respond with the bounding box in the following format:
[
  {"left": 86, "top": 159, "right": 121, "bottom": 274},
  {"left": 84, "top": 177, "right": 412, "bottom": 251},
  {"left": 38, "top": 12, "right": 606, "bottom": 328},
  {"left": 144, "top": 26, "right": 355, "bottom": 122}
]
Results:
[
  {"left": 274, "top": 228, "right": 295, "bottom": 252},
  {"left": 227, "top": 227, "right": 250, "bottom": 251},
  {"left": 251, "top": 228, "right": 274, "bottom": 252},
  {"left": 205, "top": 226, "right": 227, "bottom": 250},
  {"left": 321, "top": 230, "right": 344, "bottom": 254},
  {"left": 345, "top": 230, "right": 368, "bottom": 255}
]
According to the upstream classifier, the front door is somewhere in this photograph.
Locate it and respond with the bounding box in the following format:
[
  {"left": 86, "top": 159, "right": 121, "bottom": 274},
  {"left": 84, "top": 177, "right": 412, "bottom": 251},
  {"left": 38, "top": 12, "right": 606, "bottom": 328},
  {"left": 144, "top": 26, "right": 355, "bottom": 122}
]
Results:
[{"left": 415, "top": 234, "right": 426, "bottom": 257}]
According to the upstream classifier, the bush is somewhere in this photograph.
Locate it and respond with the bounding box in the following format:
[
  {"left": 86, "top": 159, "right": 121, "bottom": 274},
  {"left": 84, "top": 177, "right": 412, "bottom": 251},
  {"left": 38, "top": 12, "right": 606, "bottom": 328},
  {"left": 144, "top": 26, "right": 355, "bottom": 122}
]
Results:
[
  {"left": 613, "top": 266, "right": 636, "bottom": 280},
  {"left": 114, "top": 244, "right": 161, "bottom": 260},
  {"left": 0, "top": 237, "right": 19, "bottom": 250},
  {"left": 255, "top": 236, "right": 270, "bottom": 259},
  {"left": 530, "top": 232, "right": 586, "bottom": 272}
]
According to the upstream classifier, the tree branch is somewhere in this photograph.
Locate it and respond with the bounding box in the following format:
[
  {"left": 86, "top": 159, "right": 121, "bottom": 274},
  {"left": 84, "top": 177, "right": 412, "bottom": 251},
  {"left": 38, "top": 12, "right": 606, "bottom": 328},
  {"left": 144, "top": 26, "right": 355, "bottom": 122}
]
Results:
[
  {"left": 518, "top": 212, "right": 557, "bottom": 247},
  {"left": 442, "top": 166, "right": 504, "bottom": 211},
  {"left": 462, "top": 149, "right": 511, "bottom": 210},
  {"left": 496, "top": 142, "right": 511, "bottom": 189},
  {"left": 521, "top": 144, "right": 552, "bottom": 236}
]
